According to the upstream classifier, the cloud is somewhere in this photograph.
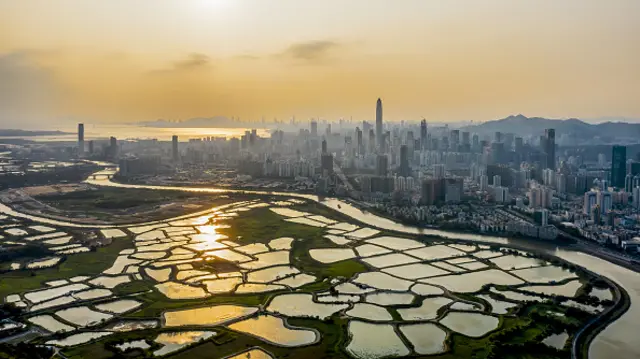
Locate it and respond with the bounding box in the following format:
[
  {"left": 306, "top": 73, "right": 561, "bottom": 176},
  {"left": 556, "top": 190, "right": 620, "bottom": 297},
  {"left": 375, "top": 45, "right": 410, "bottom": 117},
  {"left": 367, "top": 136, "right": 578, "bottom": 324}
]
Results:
[
  {"left": 234, "top": 54, "right": 260, "bottom": 61},
  {"left": 279, "top": 40, "right": 341, "bottom": 63},
  {"left": 150, "top": 53, "right": 212, "bottom": 74},
  {"left": 174, "top": 53, "right": 211, "bottom": 70}
]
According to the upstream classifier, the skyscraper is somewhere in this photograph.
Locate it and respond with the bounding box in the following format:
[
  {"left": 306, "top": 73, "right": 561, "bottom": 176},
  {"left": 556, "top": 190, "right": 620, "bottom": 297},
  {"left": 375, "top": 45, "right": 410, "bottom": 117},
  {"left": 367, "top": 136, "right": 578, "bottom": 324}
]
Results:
[
  {"left": 356, "top": 127, "right": 363, "bottom": 155},
  {"left": 544, "top": 128, "right": 556, "bottom": 170},
  {"left": 611, "top": 145, "right": 627, "bottom": 188},
  {"left": 450, "top": 130, "right": 460, "bottom": 151},
  {"left": 406, "top": 131, "right": 414, "bottom": 156},
  {"left": 420, "top": 119, "right": 427, "bottom": 151},
  {"left": 368, "top": 129, "right": 375, "bottom": 154},
  {"left": 310, "top": 120, "right": 318, "bottom": 137},
  {"left": 376, "top": 154, "right": 388, "bottom": 176},
  {"left": 321, "top": 153, "right": 333, "bottom": 175},
  {"left": 321, "top": 138, "right": 327, "bottom": 154},
  {"left": 172, "top": 135, "right": 179, "bottom": 162},
  {"left": 472, "top": 134, "right": 480, "bottom": 152},
  {"left": 77, "top": 123, "right": 85, "bottom": 156},
  {"left": 514, "top": 137, "right": 523, "bottom": 155},
  {"left": 109, "top": 136, "right": 118, "bottom": 159},
  {"left": 399, "top": 145, "right": 411, "bottom": 177},
  {"left": 376, "top": 98, "right": 383, "bottom": 151}
]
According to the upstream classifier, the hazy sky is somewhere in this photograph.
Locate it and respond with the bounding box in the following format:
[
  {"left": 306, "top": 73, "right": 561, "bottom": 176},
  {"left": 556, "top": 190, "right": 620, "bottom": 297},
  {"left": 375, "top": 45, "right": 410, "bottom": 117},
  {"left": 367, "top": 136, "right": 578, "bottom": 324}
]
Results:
[{"left": 0, "top": 0, "right": 639, "bottom": 128}]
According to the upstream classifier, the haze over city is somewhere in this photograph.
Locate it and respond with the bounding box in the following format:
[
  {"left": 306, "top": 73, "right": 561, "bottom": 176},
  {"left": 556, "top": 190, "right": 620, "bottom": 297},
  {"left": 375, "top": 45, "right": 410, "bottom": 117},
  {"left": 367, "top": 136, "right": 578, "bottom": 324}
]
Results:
[{"left": 1, "top": 0, "right": 639, "bottom": 128}]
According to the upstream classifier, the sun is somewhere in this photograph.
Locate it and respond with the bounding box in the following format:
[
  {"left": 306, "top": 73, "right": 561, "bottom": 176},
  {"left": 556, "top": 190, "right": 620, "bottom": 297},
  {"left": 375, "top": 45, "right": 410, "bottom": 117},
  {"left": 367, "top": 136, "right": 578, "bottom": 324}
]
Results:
[{"left": 193, "top": 0, "right": 234, "bottom": 11}]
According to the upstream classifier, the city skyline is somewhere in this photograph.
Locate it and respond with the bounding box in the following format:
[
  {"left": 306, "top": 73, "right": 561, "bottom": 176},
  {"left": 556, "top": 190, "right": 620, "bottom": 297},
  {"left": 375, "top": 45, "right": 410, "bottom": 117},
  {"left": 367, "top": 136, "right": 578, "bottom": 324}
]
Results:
[
  {"left": 1, "top": 0, "right": 639, "bottom": 128},
  {"left": 2, "top": 2, "right": 640, "bottom": 357}
]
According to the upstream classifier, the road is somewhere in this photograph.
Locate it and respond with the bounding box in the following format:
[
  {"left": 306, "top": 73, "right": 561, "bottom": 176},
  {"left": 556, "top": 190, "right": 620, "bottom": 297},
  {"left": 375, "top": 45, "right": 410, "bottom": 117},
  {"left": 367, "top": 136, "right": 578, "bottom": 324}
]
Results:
[{"left": 333, "top": 160, "right": 355, "bottom": 193}]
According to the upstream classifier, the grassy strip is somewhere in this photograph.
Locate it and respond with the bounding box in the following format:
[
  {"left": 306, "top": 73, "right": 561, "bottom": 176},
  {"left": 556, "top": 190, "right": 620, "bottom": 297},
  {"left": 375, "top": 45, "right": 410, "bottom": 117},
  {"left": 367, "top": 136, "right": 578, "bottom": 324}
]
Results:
[
  {"left": 217, "top": 208, "right": 325, "bottom": 244},
  {"left": 35, "top": 188, "right": 211, "bottom": 211},
  {"left": 0, "top": 237, "right": 133, "bottom": 299}
]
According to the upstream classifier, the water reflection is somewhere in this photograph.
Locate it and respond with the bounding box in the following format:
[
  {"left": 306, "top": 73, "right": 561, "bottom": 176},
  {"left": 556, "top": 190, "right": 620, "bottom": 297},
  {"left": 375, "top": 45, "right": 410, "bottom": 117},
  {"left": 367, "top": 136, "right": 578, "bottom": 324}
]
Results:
[{"left": 0, "top": 169, "right": 635, "bottom": 358}]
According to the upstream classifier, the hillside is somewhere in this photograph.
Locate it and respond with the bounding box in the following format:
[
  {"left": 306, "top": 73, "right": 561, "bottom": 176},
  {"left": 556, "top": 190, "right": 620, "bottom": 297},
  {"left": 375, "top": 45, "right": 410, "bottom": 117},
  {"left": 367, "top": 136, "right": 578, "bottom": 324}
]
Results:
[{"left": 463, "top": 115, "right": 640, "bottom": 143}]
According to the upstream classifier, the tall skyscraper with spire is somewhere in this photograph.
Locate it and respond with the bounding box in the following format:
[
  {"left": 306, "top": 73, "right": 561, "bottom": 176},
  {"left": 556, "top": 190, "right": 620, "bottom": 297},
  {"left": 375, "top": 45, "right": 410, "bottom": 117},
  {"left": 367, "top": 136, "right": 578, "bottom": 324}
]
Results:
[
  {"left": 376, "top": 98, "right": 383, "bottom": 151},
  {"left": 420, "top": 119, "right": 427, "bottom": 151}
]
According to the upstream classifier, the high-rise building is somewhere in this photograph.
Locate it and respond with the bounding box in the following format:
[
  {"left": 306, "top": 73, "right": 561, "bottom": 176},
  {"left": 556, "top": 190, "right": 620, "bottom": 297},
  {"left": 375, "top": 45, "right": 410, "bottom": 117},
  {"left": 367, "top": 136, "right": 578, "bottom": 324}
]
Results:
[
  {"left": 172, "top": 135, "right": 179, "bottom": 162},
  {"left": 628, "top": 161, "right": 640, "bottom": 176},
  {"left": 406, "top": 131, "right": 414, "bottom": 156},
  {"left": 556, "top": 173, "right": 567, "bottom": 194},
  {"left": 544, "top": 129, "right": 556, "bottom": 170},
  {"left": 591, "top": 205, "right": 601, "bottom": 224},
  {"left": 310, "top": 121, "right": 318, "bottom": 137},
  {"left": 490, "top": 142, "right": 505, "bottom": 164},
  {"left": 493, "top": 175, "right": 502, "bottom": 187},
  {"left": 462, "top": 132, "right": 470, "bottom": 146},
  {"left": 479, "top": 175, "right": 489, "bottom": 191},
  {"left": 368, "top": 129, "right": 376, "bottom": 154},
  {"left": 399, "top": 145, "right": 411, "bottom": 177},
  {"left": 633, "top": 187, "right": 640, "bottom": 210},
  {"left": 529, "top": 187, "right": 542, "bottom": 208},
  {"left": 376, "top": 98, "right": 383, "bottom": 151},
  {"left": 625, "top": 173, "right": 634, "bottom": 192},
  {"left": 109, "top": 136, "right": 118, "bottom": 159},
  {"left": 356, "top": 127, "right": 363, "bottom": 155},
  {"left": 420, "top": 119, "right": 427, "bottom": 151},
  {"left": 77, "top": 123, "right": 85, "bottom": 156},
  {"left": 494, "top": 186, "right": 509, "bottom": 203},
  {"left": 597, "top": 191, "right": 613, "bottom": 214},
  {"left": 421, "top": 178, "right": 445, "bottom": 205},
  {"left": 541, "top": 187, "right": 553, "bottom": 208},
  {"left": 321, "top": 153, "right": 333, "bottom": 175},
  {"left": 376, "top": 154, "right": 388, "bottom": 176},
  {"left": 472, "top": 134, "right": 480, "bottom": 152},
  {"left": 321, "top": 138, "right": 327, "bottom": 154},
  {"left": 88, "top": 140, "right": 94, "bottom": 155},
  {"left": 611, "top": 145, "right": 627, "bottom": 188},
  {"left": 445, "top": 178, "right": 463, "bottom": 203},
  {"left": 434, "top": 164, "right": 445, "bottom": 179},
  {"left": 598, "top": 153, "right": 606, "bottom": 168},
  {"left": 514, "top": 137, "right": 523, "bottom": 155},
  {"left": 583, "top": 191, "right": 597, "bottom": 214},
  {"left": 461, "top": 132, "right": 470, "bottom": 152},
  {"left": 535, "top": 209, "right": 549, "bottom": 226},
  {"left": 449, "top": 130, "right": 460, "bottom": 151}
]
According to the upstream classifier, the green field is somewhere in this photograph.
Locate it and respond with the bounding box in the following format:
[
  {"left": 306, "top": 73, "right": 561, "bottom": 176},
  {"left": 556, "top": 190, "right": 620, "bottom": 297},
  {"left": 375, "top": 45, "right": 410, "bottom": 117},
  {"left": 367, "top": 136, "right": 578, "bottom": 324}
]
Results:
[
  {"left": 35, "top": 188, "right": 209, "bottom": 211},
  {"left": 0, "top": 195, "right": 616, "bottom": 359},
  {"left": 0, "top": 238, "right": 133, "bottom": 299}
]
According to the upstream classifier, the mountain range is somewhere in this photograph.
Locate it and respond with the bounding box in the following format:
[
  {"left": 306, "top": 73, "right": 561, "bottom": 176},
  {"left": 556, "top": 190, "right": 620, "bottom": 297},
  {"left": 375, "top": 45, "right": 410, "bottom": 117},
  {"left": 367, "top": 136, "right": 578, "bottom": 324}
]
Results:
[{"left": 463, "top": 115, "right": 640, "bottom": 143}]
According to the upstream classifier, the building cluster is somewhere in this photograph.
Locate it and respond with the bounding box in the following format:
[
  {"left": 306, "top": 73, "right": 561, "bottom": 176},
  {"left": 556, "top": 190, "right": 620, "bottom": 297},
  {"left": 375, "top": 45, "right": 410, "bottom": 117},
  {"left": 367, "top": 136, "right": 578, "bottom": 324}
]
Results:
[{"left": 64, "top": 99, "right": 640, "bottom": 250}]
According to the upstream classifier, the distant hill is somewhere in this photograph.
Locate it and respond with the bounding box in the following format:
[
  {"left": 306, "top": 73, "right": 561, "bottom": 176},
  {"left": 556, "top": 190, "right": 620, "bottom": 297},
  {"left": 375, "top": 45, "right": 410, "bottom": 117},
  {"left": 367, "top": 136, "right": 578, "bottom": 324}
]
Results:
[
  {"left": 138, "top": 116, "right": 240, "bottom": 128},
  {"left": 0, "top": 129, "right": 71, "bottom": 137},
  {"left": 463, "top": 115, "right": 640, "bottom": 144}
]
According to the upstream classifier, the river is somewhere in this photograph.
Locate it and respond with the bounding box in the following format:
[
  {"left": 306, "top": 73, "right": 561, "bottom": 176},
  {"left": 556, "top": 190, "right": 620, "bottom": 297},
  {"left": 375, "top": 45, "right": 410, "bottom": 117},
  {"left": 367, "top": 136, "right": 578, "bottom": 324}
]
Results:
[{"left": 1, "top": 169, "right": 638, "bottom": 358}]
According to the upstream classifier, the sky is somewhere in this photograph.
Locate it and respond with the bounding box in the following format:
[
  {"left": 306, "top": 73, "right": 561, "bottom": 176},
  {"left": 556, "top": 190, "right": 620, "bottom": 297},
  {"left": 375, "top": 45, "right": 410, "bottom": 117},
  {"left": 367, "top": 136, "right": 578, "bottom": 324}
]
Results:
[{"left": 0, "top": 0, "right": 639, "bottom": 128}]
